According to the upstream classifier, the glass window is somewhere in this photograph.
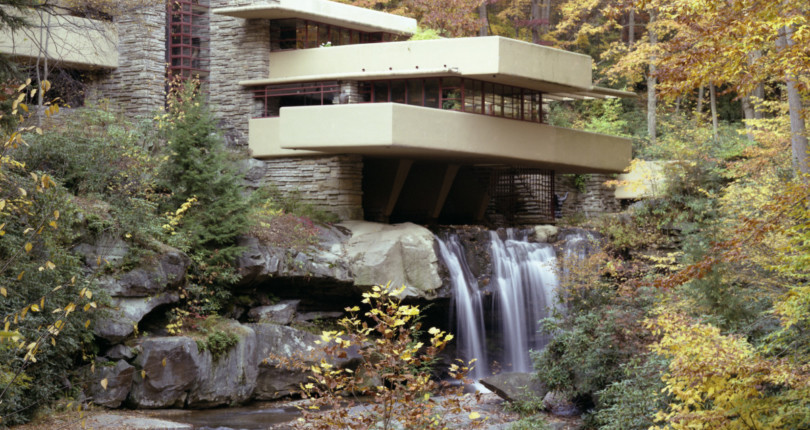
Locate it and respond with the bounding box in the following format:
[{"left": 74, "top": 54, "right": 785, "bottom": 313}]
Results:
[
  {"left": 358, "top": 83, "right": 373, "bottom": 102},
  {"left": 306, "top": 22, "right": 318, "bottom": 48},
  {"left": 318, "top": 24, "right": 329, "bottom": 46},
  {"left": 391, "top": 80, "right": 406, "bottom": 104},
  {"left": 407, "top": 80, "right": 423, "bottom": 106},
  {"left": 424, "top": 79, "right": 439, "bottom": 108},
  {"left": 373, "top": 81, "right": 389, "bottom": 102},
  {"left": 441, "top": 78, "right": 462, "bottom": 111},
  {"left": 492, "top": 84, "right": 504, "bottom": 117}
]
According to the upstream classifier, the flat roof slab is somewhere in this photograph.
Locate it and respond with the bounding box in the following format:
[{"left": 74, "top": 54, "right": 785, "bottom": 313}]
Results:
[{"left": 212, "top": 0, "right": 416, "bottom": 36}]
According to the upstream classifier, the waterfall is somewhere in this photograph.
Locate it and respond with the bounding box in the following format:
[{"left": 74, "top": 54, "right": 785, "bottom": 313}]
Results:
[
  {"left": 437, "top": 229, "right": 560, "bottom": 378},
  {"left": 437, "top": 236, "right": 489, "bottom": 378}
]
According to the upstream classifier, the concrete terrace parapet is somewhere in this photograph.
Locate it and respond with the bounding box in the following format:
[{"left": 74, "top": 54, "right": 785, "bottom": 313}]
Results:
[{"left": 0, "top": 8, "right": 118, "bottom": 70}]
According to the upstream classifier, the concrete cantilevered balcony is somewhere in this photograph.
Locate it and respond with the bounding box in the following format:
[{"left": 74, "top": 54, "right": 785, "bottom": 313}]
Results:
[
  {"left": 250, "top": 103, "right": 632, "bottom": 174},
  {"left": 0, "top": 10, "right": 118, "bottom": 69},
  {"left": 242, "top": 36, "right": 629, "bottom": 99}
]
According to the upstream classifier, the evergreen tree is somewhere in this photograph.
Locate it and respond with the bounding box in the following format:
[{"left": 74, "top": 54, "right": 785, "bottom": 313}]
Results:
[{"left": 160, "top": 79, "right": 248, "bottom": 270}]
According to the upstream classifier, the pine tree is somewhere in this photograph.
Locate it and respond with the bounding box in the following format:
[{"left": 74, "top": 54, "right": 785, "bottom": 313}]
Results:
[{"left": 161, "top": 79, "right": 248, "bottom": 266}]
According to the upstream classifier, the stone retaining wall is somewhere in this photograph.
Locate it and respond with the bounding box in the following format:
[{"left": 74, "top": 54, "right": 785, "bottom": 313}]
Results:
[
  {"left": 555, "top": 173, "right": 621, "bottom": 220},
  {"left": 262, "top": 155, "right": 364, "bottom": 221}
]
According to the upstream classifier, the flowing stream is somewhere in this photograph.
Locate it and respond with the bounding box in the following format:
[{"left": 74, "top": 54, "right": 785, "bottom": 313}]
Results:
[{"left": 438, "top": 229, "right": 570, "bottom": 378}]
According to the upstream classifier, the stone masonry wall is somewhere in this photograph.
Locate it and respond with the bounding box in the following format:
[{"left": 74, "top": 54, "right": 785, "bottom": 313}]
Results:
[
  {"left": 209, "top": 0, "right": 271, "bottom": 146},
  {"left": 263, "top": 155, "right": 364, "bottom": 221},
  {"left": 86, "top": 7, "right": 166, "bottom": 118},
  {"left": 555, "top": 173, "right": 621, "bottom": 220}
]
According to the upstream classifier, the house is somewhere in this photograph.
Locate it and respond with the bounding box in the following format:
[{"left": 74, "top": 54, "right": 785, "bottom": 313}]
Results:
[{"left": 1, "top": 0, "right": 633, "bottom": 225}]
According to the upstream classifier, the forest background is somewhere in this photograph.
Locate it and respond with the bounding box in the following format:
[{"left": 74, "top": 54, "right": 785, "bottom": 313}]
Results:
[{"left": 1, "top": 0, "right": 809, "bottom": 428}]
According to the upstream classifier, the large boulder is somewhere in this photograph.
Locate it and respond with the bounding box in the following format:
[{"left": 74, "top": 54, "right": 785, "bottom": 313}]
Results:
[
  {"left": 128, "top": 322, "right": 258, "bottom": 409},
  {"left": 479, "top": 372, "right": 548, "bottom": 404},
  {"left": 532, "top": 225, "right": 559, "bottom": 243},
  {"left": 251, "top": 323, "right": 323, "bottom": 400},
  {"left": 128, "top": 337, "right": 202, "bottom": 409},
  {"left": 95, "top": 292, "right": 180, "bottom": 344},
  {"left": 236, "top": 225, "right": 352, "bottom": 285},
  {"left": 73, "top": 234, "right": 130, "bottom": 270},
  {"left": 247, "top": 300, "right": 299, "bottom": 324},
  {"left": 89, "top": 360, "right": 135, "bottom": 408},
  {"left": 187, "top": 322, "right": 258, "bottom": 408},
  {"left": 251, "top": 323, "right": 360, "bottom": 400},
  {"left": 97, "top": 246, "right": 190, "bottom": 297},
  {"left": 341, "top": 221, "right": 443, "bottom": 299}
]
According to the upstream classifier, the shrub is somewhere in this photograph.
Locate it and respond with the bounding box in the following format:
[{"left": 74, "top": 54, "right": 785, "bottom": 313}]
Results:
[
  {"left": 270, "top": 283, "right": 484, "bottom": 430},
  {"left": 196, "top": 330, "right": 239, "bottom": 361},
  {"left": 1, "top": 82, "right": 98, "bottom": 426},
  {"left": 589, "top": 354, "right": 668, "bottom": 430},
  {"left": 507, "top": 415, "right": 550, "bottom": 430}
]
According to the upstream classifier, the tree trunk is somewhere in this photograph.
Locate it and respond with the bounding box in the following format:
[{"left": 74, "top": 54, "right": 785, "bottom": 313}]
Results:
[
  {"left": 741, "top": 93, "right": 756, "bottom": 141},
  {"left": 696, "top": 86, "right": 704, "bottom": 122},
  {"left": 748, "top": 50, "right": 765, "bottom": 120},
  {"left": 531, "top": 0, "right": 540, "bottom": 43},
  {"left": 479, "top": 2, "right": 488, "bottom": 36},
  {"left": 628, "top": 8, "right": 635, "bottom": 47},
  {"left": 541, "top": 0, "right": 551, "bottom": 35},
  {"left": 710, "top": 83, "right": 719, "bottom": 141},
  {"left": 780, "top": 27, "right": 809, "bottom": 176},
  {"left": 35, "top": 11, "right": 52, "bottom": 126},
  {"left": 647, "top": 11, "right": 657, "bottom": 145}
]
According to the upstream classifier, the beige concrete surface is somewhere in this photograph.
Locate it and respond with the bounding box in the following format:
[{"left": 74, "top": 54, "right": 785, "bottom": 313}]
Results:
[
  {"left": 250, "top": 103, "right": 632, "bottom": 174},
  {"left": 0, "top": 9, "right": 118, "bottom": 69},
  {"left": 242, "top": 37, "right": 594, "bottom": 95},
  {"left": 213, "top": 0, "right": 416, "bottom": 36}
]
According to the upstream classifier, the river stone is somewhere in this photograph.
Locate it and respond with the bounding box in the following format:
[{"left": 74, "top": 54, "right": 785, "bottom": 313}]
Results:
[
  {"left": 95, "top": 292, "right": 180, "bottom": 343},
  {"left": 341, "top": 221, "right": 442, "bottom": 299},
  {"left": 479, "top": 372, "right": 548, "bottom": 404},
  {"left": 247, "top": 300, "right": 300, "bottom": 324},
  {"left": 90, "top": 360, "right": 135, "bottom": 408},
  {"left": 129, "top": 337, "right": 202, "bottom": 409},
  {"left": 187, "top": 321, "right": 258, "bottom": 408},
  {"left": 532, "top": 225, "right": 559, "bottom": 243},
  {"left": 97, "top": 246, "right": 190, "bottom": 297}
]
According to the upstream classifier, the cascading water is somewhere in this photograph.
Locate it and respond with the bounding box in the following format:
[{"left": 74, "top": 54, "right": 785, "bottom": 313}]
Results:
[
  {"left": 437, "top": 229, "right": 560, "bottom": 378},
  {"left": 437, "top": 236, "right": 490, "bottom": 378}
]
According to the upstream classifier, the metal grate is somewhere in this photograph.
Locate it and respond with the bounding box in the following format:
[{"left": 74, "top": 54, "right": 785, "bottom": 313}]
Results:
[
  {"left": 167, "top": 0, "right": 210, "bottom": 80},
  {"left": 487, "top": 167, "right": 555, "bottom": 226}
]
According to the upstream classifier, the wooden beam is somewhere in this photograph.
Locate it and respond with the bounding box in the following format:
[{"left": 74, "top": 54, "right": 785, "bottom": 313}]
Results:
[
  {"left": 430, "top": 164, "right": 460, "bottom": 219},
  {"left": 383, "top": 159, "right": 413, "bottom": 217}
]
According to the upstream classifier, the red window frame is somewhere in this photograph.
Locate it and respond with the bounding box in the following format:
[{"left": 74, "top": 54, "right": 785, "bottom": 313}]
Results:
[
  {"left": 167, "top": 0, "right": 210, "bottom": 80},
  {"left": 251, "top": 78, "right": 546, "bottom": 124}
]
